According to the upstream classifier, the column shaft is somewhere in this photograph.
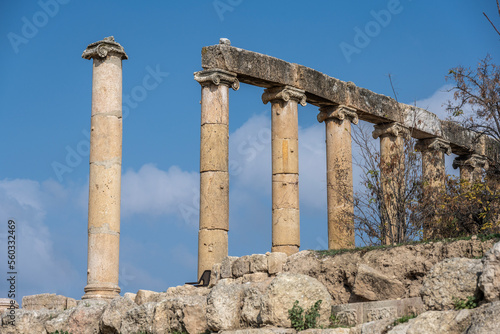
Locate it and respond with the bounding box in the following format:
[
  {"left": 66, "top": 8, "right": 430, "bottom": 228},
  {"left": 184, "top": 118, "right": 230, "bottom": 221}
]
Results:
[
  {"left": 263, "top": 86, "right": 306, "bottom": 255},
  {"left": 82, "top": 37, "right": 127, "bottom": 300},
  {"left": 318, "top": 105, "right": 358, "bottom": 249},
  {"left": 195, "top": 69, "right": 238, "bottom": 278}
]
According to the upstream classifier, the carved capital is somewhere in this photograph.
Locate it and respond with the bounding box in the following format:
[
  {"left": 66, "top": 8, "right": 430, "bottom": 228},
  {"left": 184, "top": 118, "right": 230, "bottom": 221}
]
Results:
[
  {"left": 317, "top": 105, "right": 359, "bottom": 125},
  {"left": 262, "top": 86, "right": 307, "bottom": 106},
  {"left": 194, "top": 69, "right": 239, "bottom": 90},
  {"left": 372, "top": 122, "right": 409, "bottom": 140},
  {"left": 453, "top": 154, "right": 489, "bottom": 170},
  {"left": 82, "top": 36, "right": 128, "bottom": 60},
  {"left": 415, "top": 138, "right": 452, "bottom": 155}
]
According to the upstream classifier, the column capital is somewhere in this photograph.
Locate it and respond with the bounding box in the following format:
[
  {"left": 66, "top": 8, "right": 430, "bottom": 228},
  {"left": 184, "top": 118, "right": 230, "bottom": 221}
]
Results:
[
  {"left": 194, "top": 69, "right": 239, "bottom": 90},
  {"left": 453, "top": 154, "right": 489, "bottom": 170},
  {"left": 372, "top": 122, "right": 409, "bottom": 140},
  {"left": 317, "top": 105, "right": 359, "bottom": 125},
  {"left": 262, "top": 86, "right": 307, "bottom": 106},
  {"left": 415, "top": 138, "right": 452, "bottom": 155},
  {"left": 82, "top": 36, "right": 128, "bottom": 60}
]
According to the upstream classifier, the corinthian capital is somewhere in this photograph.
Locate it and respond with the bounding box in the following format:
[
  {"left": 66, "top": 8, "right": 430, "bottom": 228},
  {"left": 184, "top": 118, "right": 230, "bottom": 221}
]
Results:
[
  {"left": 194, "top": 69, "right": 239, "bottom": 90},
  {"left": 262, "top": 86, "right": 307, "bottom": 106},
  {"left": 82, "top": 36, "right": 128, "bottom": 60},
  {"left": 317, "top": 105, "right": 359, "bottom": 125},
  {"left": 372, "top": 122, "right": 409, "bottom": 140},
  {"left": 415, "top": 138, "right": 452, "bottom": 155}
]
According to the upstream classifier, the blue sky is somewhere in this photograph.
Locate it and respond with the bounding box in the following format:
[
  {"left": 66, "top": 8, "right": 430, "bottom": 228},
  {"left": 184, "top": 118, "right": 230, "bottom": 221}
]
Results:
[{"left": 1, "top": 0, "right": 499, "bottom": 303}]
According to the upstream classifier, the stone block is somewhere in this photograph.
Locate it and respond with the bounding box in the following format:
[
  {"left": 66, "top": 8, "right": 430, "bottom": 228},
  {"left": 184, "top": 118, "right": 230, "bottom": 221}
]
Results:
[
  {"left": 242, "top": 272, "right": 269, "bottom": 283},
  {"left": 233, "top": 255, "right": 251, "bottom": 278},
  {"left": 249, "top": 254, "right": 268, "bottom": 273},
  {"left": 21, "top": 293, "right": 74, "bottom": 311},
  {"left": 200, "top": 171, "right": 229, "bottom": 230},
  {"left": 267, "top": 252, "right": 287, "bottom": 275},
  {"left": 221, "top": 256, "right": 238, "bottom": 278}
]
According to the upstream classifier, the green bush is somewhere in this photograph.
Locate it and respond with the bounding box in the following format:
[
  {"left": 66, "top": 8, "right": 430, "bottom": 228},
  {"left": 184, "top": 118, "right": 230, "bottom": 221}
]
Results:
[
  {"left": 288, "top": 300, "right": 322, "bottom": 331},
  {"left": 453, "top": 296, "right": 478, "bottom": 310}
]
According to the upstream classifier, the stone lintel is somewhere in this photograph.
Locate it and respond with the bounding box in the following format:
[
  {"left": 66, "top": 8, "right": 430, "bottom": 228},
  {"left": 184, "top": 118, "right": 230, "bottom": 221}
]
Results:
[
  {"left": 262, "top": 85, "right": 307, "bottom": 106},
  {"left": 317, "top": 104, "right": 359, "bottom": 124},
  {"left": 372, "top": 122, "right": 409, "bottom": 140},
  {"left": 82, "top": 36, "right": 128, "bottom": 60},
  {"left": 415, "top": 137, "right": 452, "bottom": 155},
  {"left": 194, "top": 69, "right": 239, "bottom": 90},
  {"left": 453, "top": 154, "right": 489, "bottom": 170}
]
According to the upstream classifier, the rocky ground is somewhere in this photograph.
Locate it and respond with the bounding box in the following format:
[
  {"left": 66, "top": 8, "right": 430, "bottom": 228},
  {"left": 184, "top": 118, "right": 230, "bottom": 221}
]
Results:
[{"left": 1, "top": 237, "right": 499, "bottom": 334}]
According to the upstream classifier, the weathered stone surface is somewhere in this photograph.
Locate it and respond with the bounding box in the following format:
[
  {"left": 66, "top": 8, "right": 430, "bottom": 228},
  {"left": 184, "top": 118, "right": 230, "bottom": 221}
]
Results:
[
  {"left": 220, "top": 328, "right": 297, "bottom": 334},
  {"left": 285, "top": 238, "right": 497, "bottom": 305},
  {"left": 479, "top": 241, "right": 500, "bottom": 302},
  {"left": 135, "top": 289, "right": 167, "bottom": 305},
  {"left": 211, "top": 262, "right": 222, "bottom": 287},
  {"left": 100, "top": 296, "right": 136, "bottom": 334},
  {"left": 153, "top": 295, "right": 208, "bottom": 334},
  {"left": 22, "top": 293, "right": 76, "bottom": 311},
  {"left": 241, "top": 281, "right": 272, "bottom": 327},
  {"left": 466, "top": 301, "right": 500, "bottom": 333},
  {"left": 267, "top": 252, "right": 288, "bottom": 275},
  {"left": 420, "top": 258, "right": 482, "bottom": 310},
  {"left": 206, "top": 281, "right": 245, "bottom": 331},
  {"left": 387, "top": 309, "right": 473, "bottom": 334},
  {"left": 1, "top": 309, "right": 59, "bottom": 334},
  {"left": 243, "top": 272, "right": 270, "bottom": 283},
  {"left": 250, "top": 254, "right": 268, "bottom": 273},
  {"left": 119, "top": 302, "right": 156, "bottom": 334},
  {"left": 123, "top": 292, "right": 136, "bottom": 302},
  {"left": 45, "top": 299, "right": 108, "bottom": 334},
  {"left": 221, "top": 256, "right": 239, "bottom": 278},
  {"left": 261, "top": 273, "right": 333, "bottom": 328},
  {"left": 165, "top": 284, "right": 210, "bottom": 297},
  {"left": 352, "top": 264, "right": 405, "bottom": 301},
  {"left": 233, "top": 255, "right": 251, "bottom": 277}
]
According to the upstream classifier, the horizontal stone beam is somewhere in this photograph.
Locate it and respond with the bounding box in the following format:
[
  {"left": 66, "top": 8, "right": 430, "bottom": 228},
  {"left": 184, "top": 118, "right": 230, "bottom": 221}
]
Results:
[{"left": 201, "top": 43, "right": 497, "bottom": 159}]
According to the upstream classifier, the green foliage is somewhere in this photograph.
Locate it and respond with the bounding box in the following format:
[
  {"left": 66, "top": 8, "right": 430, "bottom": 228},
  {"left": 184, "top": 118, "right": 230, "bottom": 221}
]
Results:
[
  {"left": 49, "top": 331, "right": 72, "bottom": 334},
  {"left": 288, "top": 300, "right": 322, "bottom": 331},
  {"left": 453, "top": 296, "right": 478, "bottom": 310},
  {"left": 392, "top": 313, "right": 417, "bottom": 327},
  {"left": 329, "top": 313, "right": 351, "bottom": 329}
]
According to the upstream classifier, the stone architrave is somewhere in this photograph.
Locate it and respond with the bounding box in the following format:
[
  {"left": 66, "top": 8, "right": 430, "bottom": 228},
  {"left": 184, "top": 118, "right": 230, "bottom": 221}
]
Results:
[
  {"left": 82, "top": 36, "right": 127, "bottom": 300},
  {"left": 453, "top": 154, "right": 489, "bottom": 184},
  {"left": 317, "top": 105, "right": 358, "bottom": 249},
  {"left": 194, "top": 62, "right": 239, "bottom": 278},
  {"left": 262, "top": 86, "right": 306, "bottom": 255},
  {"left": 416, "top": 138, "right": 452, "bottom": 239},
  {"left": 372, "top": 122, "right": 410, "bottom": 244}
]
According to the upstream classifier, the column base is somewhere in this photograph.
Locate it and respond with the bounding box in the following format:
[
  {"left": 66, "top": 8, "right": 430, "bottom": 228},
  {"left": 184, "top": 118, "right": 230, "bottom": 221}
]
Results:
[
  {"left": 82, "top": 283, "right": 120, "bottom": 301},
  {"left": 272, "top": 245, "right": 299, "bottom": 256}
]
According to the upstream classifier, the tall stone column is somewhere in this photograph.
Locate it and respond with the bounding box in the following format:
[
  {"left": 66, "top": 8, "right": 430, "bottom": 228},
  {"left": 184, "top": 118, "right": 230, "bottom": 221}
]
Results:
[
  {"left": 372, "top": 122, "right": 409, "bottom": 244},
  {"left": 416, "top": 138, "right": 451, "bottom": 239},
  {"left": 262, "top": 86, "right": 306, "bottom": 255},
  {"left": 194, "top": 69, "right": 239, "bottom": 278},
  {"left": 317, "top": 105, "right": 358, "bottom": 249},
  {"left": 81, "top": 37, "right": 127, "bottom": 300},
  {"left": 453, "top": 154, "right": 489, "bottom": 184}
]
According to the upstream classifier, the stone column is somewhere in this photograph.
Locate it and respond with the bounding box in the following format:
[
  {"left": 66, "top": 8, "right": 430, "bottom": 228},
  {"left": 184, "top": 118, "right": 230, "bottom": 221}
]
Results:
[
  {"left": 372, "top": 122, "right": 409, "bottom": 244},
  {"left": 416, "top": 138, "right": 451, "bottom": 239},
  {"left": 262, "top": 86, "right": 306, "bottom": 255},
  {"left": 81, "top": 37, "right": 127, "bottom": 300},
  {"left": 317, "top": 105, "right": 358, "bottom": 249},
  {"left": 194, "top": 69, "right": 239, "bottom": 278},
  {"left": 453, "top": 154, "right": 489, "bottom": 184}
]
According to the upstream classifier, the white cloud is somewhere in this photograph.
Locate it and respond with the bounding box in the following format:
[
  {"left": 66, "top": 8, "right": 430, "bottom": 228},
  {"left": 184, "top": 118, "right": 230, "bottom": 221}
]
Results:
[{"left": 411, "top": 84, "right": 454, "bottom": 120}]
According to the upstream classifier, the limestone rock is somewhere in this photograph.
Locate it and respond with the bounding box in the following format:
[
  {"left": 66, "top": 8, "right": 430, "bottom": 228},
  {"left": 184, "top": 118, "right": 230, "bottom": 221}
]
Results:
[
  {"left": 100, "top": 296, "right": 136, "bottom": 334},
  {"left": 207, "top": 281, "right": 245, "bottom": 331},
  {"left": 466, "top": 301, "right": 500, "bottom": 334},
  {"left": 1, "top": 309, "right": 60, "bottom": 334},
  {"left": 211, "top": 262, "right": 222, "bottom": 287},
  {"left": 220, "top": 328, "right": 296, "bottom": 334},
  {"left": 243, "top": 272, "right": 270, "bottom": 283},
  {"left": 241, "top": 281, "right": 272, "bottom": 327},
  {"left": 22, "top": 293, "right": 76, "bottom": 311},
  {"left": 267, "top": 252, "right": 287, "bottom": 275},
  {"left": 233, "top": 255, "right": 251, "bottom": 277},
  {"left": 123, "top": 292, "right": 136, "bottom": 302},
  {"left": 387, "top": 309, "right": 473, "bottom": 334},
  {"left": 352, "top": 264, "right": 405, "bottom": 301},
  {"left": 165, "top": 284, "right": 210, "bottom": 297},
  {"left": 153, "top": 295, "right": 208, "bottom": 334},
  {"left": 119, "top": 302, "right": 156, "bottom": 334},
  {"left": 479, "top": 241, "right": 500, "bottom": 302},
  {"left": 260, "top": 273, "right": 333, "bottom": 328},
  {"left": 221, "top": 256, "right": 238, "bottom": 278},
  {"left": 250, "top": 254, "right": 268, "bottom": 273},
  {"left": 45, "top": 299, "right": 108, "bottom": 334},
  {"left": 420, "top": 258, "right": 482, "bottom": 310},
  {"left": 135, "top": 289, "right": 166, "bottom": 305}
]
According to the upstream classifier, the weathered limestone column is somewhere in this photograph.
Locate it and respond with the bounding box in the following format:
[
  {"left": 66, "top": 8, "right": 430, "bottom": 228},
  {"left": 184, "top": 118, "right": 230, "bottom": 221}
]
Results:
[
  {"left": 372, "top": 122, "right": 409, "bottom": 244},
  {"left": 82, "top": 37, "right": 127, "bottom": 300},
  {"left": 416, "top": 138, "right": 452, "bottom": 239},
  {"left": 194, "top": 68, "right": 239, "bottom": 278},
  {"left": 453, "top": 154, "right": 489, "bottom": 184},
  {"left": 262, "top": 86, "right": 306, "bottom": 255},
  {"left": 317, "top": 105, "right": 358, "bottom": 249}
]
